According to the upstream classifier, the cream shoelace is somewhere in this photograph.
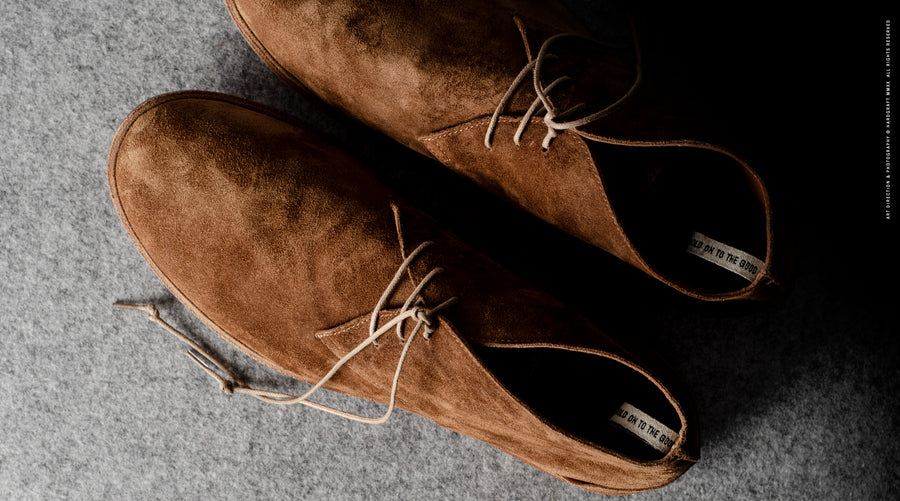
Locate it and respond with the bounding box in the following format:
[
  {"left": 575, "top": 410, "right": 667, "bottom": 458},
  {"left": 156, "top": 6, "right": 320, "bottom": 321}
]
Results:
[
  {"left": 115, "top": 240, "right": 458, "bottom": 424},
  {"left": 484, "top": 29, "right": 641, "bottom": 151}
]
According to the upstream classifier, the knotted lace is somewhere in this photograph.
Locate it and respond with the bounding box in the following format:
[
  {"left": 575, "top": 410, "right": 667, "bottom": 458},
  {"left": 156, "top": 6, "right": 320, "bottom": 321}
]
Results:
[
  {"left": 484, "top": 28, "right": 641, "bottom": 151},
  {"left": 114, "top": 240, "right": 458, "bottom": 424}
]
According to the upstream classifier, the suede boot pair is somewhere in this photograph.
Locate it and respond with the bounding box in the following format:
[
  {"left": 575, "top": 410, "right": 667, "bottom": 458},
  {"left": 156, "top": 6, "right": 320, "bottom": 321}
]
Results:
[{"left": 110, "top": 0, "right": 784, "bottom": 495}]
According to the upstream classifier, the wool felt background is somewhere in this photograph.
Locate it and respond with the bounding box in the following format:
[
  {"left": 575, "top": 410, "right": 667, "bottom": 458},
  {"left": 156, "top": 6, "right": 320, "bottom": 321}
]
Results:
[{"left": 1, "top": 1, "right": 896, "bottom": 499}]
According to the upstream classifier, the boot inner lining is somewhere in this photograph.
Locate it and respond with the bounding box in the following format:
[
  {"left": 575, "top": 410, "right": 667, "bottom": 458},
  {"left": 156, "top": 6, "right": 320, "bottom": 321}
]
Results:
[
  {"left": 591, "top": 142, "right": 767, "bottom": 294},
  {"left": 473, "top": 345, "right": 681, "bottom": 461}
]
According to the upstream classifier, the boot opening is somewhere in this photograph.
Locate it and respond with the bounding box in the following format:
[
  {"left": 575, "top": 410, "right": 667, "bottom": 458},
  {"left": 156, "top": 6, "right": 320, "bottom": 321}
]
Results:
[
  {"left": 594, "top": 142, "right": 768, "bottom": 295},
  {"left": 473, "top": 345, "right": 681, "bottom": 461}
]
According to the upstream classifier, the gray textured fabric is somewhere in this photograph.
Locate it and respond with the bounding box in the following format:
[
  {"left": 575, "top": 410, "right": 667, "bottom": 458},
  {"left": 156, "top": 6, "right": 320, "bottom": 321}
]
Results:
[{"left": 1, "top": 1, "right": 896, "bottom": 499}]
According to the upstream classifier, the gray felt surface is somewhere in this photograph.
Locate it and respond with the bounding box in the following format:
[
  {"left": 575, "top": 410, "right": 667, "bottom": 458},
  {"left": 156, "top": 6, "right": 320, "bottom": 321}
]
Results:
[{"left": 1, "top": 1, "right": 897, "bottom": 499}]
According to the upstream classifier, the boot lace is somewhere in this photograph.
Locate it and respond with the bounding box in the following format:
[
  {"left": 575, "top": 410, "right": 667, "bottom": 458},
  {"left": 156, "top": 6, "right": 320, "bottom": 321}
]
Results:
[
  {"left": 484, "top": 26, "right": 641, "bottom": 151},
  {"left": 115, "top": 240, "right": 458, "bottom": 424}
]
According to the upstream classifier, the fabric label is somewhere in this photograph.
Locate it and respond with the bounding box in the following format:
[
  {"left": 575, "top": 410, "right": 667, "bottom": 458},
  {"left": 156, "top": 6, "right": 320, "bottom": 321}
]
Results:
[
  {"left": 685, "top": 231, "right": 764, "bottom": 281},
  {"left": 609, "top": 402, "right": 677, "bottom": 453}
]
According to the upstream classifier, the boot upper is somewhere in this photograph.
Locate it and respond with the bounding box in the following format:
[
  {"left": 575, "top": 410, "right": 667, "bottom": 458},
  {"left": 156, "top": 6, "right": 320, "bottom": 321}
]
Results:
[{"left": 108, "top": 91, "right": 700, "bottom": 494}]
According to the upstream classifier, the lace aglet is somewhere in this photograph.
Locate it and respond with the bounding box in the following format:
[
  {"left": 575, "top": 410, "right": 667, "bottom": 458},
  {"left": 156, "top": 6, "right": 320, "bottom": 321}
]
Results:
[
  {"left": 186, "top": 348, "right": 216, "bottom": 372},
  {"left": 186, "top": 349, "right": 236, "bottom": 395},
  {"left": 113, "top": 301, "right": 160, "bottom": 320},
  {"left": 113, "top": 301, "right": 147, "bottom": 311}
]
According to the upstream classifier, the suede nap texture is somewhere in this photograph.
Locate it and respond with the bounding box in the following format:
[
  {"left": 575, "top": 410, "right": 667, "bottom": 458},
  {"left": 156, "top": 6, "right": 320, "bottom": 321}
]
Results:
[
  {"left": 0, "top": 0, "right": 897, "bottom": 499},
  {"left": 223, "top": 0, "right": 786, "bottom": 301},
  {"left": 108, "top": 91, "right": 699, "bottom": 494}
]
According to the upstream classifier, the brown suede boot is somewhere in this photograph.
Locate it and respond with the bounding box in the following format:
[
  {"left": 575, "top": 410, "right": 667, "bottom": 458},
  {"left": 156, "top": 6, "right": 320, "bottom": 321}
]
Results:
[
  {"left": 108, "top": 91, "right": 699, "bottom": 494},
  {"left": 223, "top": 0, "right": 787, "bottom": 301}
]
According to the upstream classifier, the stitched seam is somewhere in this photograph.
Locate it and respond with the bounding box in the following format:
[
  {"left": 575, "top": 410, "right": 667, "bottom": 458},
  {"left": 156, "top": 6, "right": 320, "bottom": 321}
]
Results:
[
  {"left": 430, "top": 139, "right": 452, "bottom": 165},
  {"left": 420, "top": 118, "right": 492, "bottom": 142},
  {"left": 420, "top": 116, "right": 537, "bottom": 164},
  {"left": 314, "top": 310, "right": 402, "bottom": 393},
  {"left": 571, "top": 131, "right": 621, "bottom": 246},
  {"left": 421, "top": 116, "right": 525, "bottom": 143},
  {"left": 315, "top": 314, "right": 371, "bottom": 340}
]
